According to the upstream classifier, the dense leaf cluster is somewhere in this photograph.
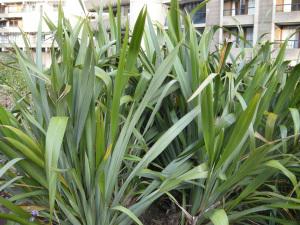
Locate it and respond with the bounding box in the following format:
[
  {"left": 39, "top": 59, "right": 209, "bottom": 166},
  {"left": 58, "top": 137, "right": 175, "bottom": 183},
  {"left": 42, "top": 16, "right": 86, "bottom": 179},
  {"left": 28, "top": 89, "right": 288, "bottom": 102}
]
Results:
[{"left": 0, "top": 1, "right": 300, "bottom": 225}]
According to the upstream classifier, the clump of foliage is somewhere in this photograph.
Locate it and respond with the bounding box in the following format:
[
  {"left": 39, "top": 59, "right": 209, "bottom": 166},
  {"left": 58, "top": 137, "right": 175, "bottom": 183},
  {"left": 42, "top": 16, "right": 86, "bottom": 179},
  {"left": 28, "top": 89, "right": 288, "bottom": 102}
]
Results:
[
  {"left": 0, "top": 53, "right": 26, "bottom": 108},
  {"left": 0, "top": 1, "right": 300, "bottom": 225}
]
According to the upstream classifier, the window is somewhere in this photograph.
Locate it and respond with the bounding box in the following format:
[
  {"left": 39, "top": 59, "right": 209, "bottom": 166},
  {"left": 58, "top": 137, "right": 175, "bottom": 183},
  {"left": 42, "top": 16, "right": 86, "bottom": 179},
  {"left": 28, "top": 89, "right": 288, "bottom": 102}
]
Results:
[
  {"left": 244, "top": 27, "right": 253, "bottom": 44},
  {"left": 0, "top": 21, "right": 6, "bottom": 28},
  {"left": 277, "top": 0, "right": 300, "bottom": 12},
  {"left": 181, "top": 1, "right": 206, "bottom": 24},
  {"left": 275, "top": 25, "right": 300, "bottom": 48},
  {"left": 291, "top": 0, "right": 300, "bottom": 11},
  {"left": 248, "top": 0, "right": 255, "bottom": 14},
  {"left": 53, "top": 3, "right": 59, "bottom": 11},
  {"left": 9, "top": 19, "right": 20, "bottom": 27},
  {"left": 224, "top": 0, "right": 255, "bottom": 16},
  {"left": 223, "top": 26, "right": 253, "bottom": 47},
  {"left": 109, "top": 5, "right": 130, "bottom": 17},
  {"left": 26, "top": 2, "right": 36, "bottom": 12},
  {"left": 237, "top": 0, "right": 248, "bottom": 15},
  {"left": 122, "top": 5, "right": 130, "bottom": 17},
  {"left": 0, "top": 6, "right": 5, "bottom": 13},
  {"left": 7, "top": 4, "right": 23, "bottom": 13}
]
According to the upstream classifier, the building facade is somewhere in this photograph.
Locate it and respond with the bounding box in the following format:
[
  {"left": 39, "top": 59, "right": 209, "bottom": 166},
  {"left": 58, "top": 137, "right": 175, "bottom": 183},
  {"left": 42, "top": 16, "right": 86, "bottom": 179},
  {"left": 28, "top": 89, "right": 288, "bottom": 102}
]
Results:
[
  {"left": 86, "top": 0, "right": 300, "bottom": 63},
  {"left": 0, "top": 0, "right": 84, "bottom": 63}
]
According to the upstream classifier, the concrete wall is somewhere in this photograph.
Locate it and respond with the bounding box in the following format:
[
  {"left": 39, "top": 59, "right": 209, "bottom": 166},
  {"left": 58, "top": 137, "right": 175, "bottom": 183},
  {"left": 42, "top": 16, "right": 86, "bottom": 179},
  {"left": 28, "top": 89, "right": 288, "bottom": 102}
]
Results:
[
  {"left": 229, "top": 47, "right": 253, "bottom": 61},
  {"left": 223, "top": 14, "right": 255, "bottom": 26},
  {"left": 85, "top": 0, "right": 167, "bottom": 28},
  {"left": 84, "top": 0, "right": 130, "bottom": 10},
  {"left": 206, "top": 0, "right": 221, "bottom": 27},
  {"left": 285, "top": 48, "right": 300, "bottom": 61},
  {"left": 206, "top": 0, "right": 222, "bottom": 47},
  {"left": 130, "top": 0, "right": 167, "bottom": 28},
  {"left": 272, "top": 47, "right": 300, "bottom": 64},
  {"left": 257, "top": 0, "right": 274, "bottom": 41},
  {"left": 275, "top": 11, "right": 300, "bottom": 24}
]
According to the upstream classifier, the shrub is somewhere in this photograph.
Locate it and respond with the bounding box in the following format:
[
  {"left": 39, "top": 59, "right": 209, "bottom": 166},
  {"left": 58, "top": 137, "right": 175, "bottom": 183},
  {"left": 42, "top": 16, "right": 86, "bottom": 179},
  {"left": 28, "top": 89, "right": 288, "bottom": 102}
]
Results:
[
  {"left": 140, "top": 1, "right": 300, "bottom": 224},
  {"left": 0, "top": 53, "right": 26, "bottom": 109},
  {"left": 0, "top": 1, "right": 299, "bottom": 225}
]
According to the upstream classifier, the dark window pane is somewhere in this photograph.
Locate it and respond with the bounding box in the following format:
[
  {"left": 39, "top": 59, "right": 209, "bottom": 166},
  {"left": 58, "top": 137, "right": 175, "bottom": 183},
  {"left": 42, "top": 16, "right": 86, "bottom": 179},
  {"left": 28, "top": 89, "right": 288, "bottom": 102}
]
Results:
[{"left": 181, "top": 1, "right": 206, "bottom": 24}]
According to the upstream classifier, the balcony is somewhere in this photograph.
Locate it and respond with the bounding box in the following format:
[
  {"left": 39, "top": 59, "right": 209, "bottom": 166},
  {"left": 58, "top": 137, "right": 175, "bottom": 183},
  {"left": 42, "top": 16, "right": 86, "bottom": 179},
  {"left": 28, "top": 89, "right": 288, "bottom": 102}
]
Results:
[
  {"left": 235, "top": 39, "right": 253, "bottom": 48},
  {"left": 0, "top": 10, "right": 23, "bottom": 18},
  {"left": 224, "top": 36, "right": 253, "bottom": 48},
  {"left": 274, "top": 40, "right": 300, "bottom": 63},
  {"left": 275, "top": 39, "right": 300, "bottom": 48},
  {"left": 275, "top": 3, "right": 300, "bottom": 24},
  {"left": 223, "top": 6, "right": 255, "bottom": 16},
  {"left": 0, "top": 26, "right": 20, "bottom": 32},
  {"left": 85, "top": 0, "right": 130, "bottom": 11},
  {"left": 276, "top": 3, "right": 300, "bottom": 12},
  {"left": 223, "top": 26, "right": 254, "bottom": 49},
  {"left": 0, "top": 32, "right": 53, "bottom": 49},
  {"left": 223, "top": 6, "right": 255, "bottom": 26},
  {"left": 0, "top": 33, "right": 23, "bottom": 47}
]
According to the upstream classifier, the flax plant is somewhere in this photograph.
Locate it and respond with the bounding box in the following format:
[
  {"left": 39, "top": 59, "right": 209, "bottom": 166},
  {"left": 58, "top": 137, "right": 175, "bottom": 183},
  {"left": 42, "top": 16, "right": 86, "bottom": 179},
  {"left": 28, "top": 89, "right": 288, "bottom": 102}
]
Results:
[
  {"left": 0, "top": 2, "right": 202, "bottom": 225},
  {"left": 139, "top": 1, "right": 300, "bottom": 224},
  {"left": 0, "top": 0, "right": 300, "bottom": 225}
]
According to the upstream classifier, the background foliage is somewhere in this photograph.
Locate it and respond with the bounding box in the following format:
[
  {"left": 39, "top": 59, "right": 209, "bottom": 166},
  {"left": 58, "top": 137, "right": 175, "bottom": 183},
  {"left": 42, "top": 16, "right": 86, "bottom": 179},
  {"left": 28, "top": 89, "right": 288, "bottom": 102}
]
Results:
[{"left": 0, "top": 53, "right": 26, "bottom": 108}]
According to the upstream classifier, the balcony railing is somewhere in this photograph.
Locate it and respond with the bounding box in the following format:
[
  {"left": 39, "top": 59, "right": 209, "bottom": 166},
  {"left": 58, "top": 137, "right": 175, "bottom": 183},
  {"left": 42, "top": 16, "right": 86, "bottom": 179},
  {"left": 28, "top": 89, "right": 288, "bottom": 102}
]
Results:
[
  {"left": 0, "top": 34, "right": 48, "bottom": 45},
  {"left": 276, "top": 3, "right": 300, "bottom": 12},
  {"left": 223, "top": 6, "right": 255, "bottom": 16},
  {"left": 7, "top": 8, "right": 23, "bottom": 13},
  {"left": 164, "top": 11, "right": 206, "bottom": 27},
  {"left": 275, "top": 40, "right": 300, "bottom": 48},
  {"left": 227, "top": 39, "right": 253, "bottom": 48},
  {"left": 0, "top": 35, "right": 22, "bottom": 44}
]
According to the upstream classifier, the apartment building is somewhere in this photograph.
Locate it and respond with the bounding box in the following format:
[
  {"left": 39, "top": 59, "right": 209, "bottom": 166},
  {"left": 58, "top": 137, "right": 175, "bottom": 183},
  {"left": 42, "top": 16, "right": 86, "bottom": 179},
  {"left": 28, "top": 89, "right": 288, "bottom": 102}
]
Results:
[
  {"left": 86, "top": 0, "right": 300, "bottom": 63},
  {"left": 0, "top": 0, "right": 84, "bottom": 64},
  {"left": 85, "top": 0, "right": 167, "bottom": 30},
  {"left": 221, "top": 0, "right": 300, "bottom": 61}
]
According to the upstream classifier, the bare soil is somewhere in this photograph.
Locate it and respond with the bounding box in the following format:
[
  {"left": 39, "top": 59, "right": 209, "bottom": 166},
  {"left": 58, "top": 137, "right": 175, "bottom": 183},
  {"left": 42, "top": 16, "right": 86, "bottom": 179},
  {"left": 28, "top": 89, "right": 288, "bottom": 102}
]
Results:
[{"left": 140, "top": 197, "right": 181, "bottom": 225}]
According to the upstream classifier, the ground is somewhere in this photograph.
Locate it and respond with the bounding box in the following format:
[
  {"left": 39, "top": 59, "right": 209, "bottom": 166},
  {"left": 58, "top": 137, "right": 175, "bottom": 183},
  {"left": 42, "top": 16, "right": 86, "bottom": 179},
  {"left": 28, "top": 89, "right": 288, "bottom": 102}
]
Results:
[{"left": 141, "top": 198, "right": 181, "bottom": 225}]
